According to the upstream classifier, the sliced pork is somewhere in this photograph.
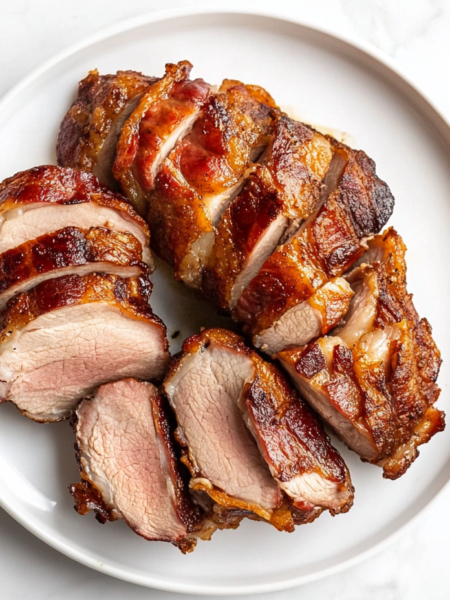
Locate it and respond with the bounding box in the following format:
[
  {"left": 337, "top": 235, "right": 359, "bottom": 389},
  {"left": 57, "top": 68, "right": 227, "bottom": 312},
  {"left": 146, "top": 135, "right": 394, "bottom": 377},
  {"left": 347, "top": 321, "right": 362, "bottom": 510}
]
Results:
[
  {"left": 0, "top": 273, "right": 170, "bottom": 422},
  {"left": 70, "top": 379, "right": 202, "bottom": 552},
  {"left": 278, "top": 229, "right": 444, "bottom": 479},
  {"left": 148, "top": 78, "right": 277, "bottom": 287},
  {"left": 163, "top": 328, "right": 353, "bottom": 530},
  {"left": 0, "top": 226, "right": 146, "bottom": 310},
  {"left": 202, "top": 116, "right": 333, "bottom": 311},
  {"left": 113, "top": 61, "right": 211, "bottom": 215},
  {"left": 235, "top": 142, "right": 395, "bottom": 349},
  {"left": 57, "top": 69, "right": 156, "bottom": 189},
  {"left": 0, "top": 166, "right": 152, "bottom": 265}
]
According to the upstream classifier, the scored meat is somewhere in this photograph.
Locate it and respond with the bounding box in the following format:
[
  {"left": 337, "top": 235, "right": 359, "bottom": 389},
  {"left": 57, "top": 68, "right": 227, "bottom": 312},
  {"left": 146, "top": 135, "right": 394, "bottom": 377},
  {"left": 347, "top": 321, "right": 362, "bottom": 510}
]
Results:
[
  {"left": 278, "top": 229, "right": 444, "bottom": 479},
  {"left": 0, "top": 226, "right": 146, "bottom": 310},
  {"left": 148, "top": 77, "right": 277, "bottom": 287},
  {"left": 202, "top": 116, "right": 333, "bottom": 311},
  {"left": 235, "top": 141, "right": 395, "bottom": 353},
  {"left": 113, "top": 61, "right": 211, "bottom": 215},
  {"left": 0, "top": 166, "right": 152, "bottom": 266},
  {"left": 70, "top": 379, "right": 202, "bottom": 553},
  {"left": 0, "top": 273, "right": 170, "bottom": 422},
  {"left": 163, "top": 328, "right": 353, "bottom": 531},
  {"left": 57, "top": 69, "right": 156, "bottom": 189}
]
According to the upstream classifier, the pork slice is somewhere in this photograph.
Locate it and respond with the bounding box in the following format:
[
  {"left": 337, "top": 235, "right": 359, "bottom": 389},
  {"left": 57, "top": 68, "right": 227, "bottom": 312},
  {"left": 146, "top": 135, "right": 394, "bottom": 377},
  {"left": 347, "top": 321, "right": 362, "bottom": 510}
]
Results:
[
  {"left": 148, "top": 79, "right": 277, "bottom": 288},
  {"left": 0, "top": 227, "right": 146, "bottom": 310},
  {"left": 57, "top": 69, "right": 156, "bottom": 190},
  {"left": 113, "top": 61, "right": 211, "bottom": 214},
  {"left": 235, "top": 140, "right": 394, "bottom": 339},
  {"left": 0, "top": 273, "right": 169, "bottom": 422},
  {"left": 254, "top": 277, "right": 353, "bottom": 355},
  {"left": 278, "top": 338, "right": 379, "bottom": 462},
  {"left": 70, "top": 379, "right": 202, "bottom": 552},
  {"left": 165, "top": 328, "right": 353, "bottom": 530},
  {"left": 202, "top": 117, "right": 333, "bottom": 311},
  {"left": 164, "top": 330, "right": 282, "bottom": 523},
  {"left": 0, "top": 166, "right": 152, "bottom": 265}
]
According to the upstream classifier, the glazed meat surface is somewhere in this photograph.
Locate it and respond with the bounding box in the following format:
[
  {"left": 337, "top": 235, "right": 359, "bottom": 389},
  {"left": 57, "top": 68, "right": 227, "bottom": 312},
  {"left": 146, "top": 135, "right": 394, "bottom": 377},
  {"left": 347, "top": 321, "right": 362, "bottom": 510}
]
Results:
[
  {"left": 0, "top": 166, "right": 152, "bottom": 265},
  {"left": 70, "top": 379, "right": 201, "bottom": 552},
  {"left": 0, "top": 273, "right": 170, "bottom": 422},
  {"left": 0, "top": 226, "right": 146, "bottom": 309},
  {"left": 163, "top": 328, "right": 353, "bottom": 531},
  {"left": 235, "top": 142, "right": 395, "bottom": 350},
  {"left": 57, "top": 69, "right": 156, "bottom": 189},
  {"left": 278, "top": 229, "right": 444, "bottom": 479},
  {"left": 148, "top": 78, "right": 277, "bottom": 287},
  {"left": 202, "top": 116, "right": 333, "bottom": 311},
  {"left": 113, "top": 61, "right": 211, "bottom": 215}
]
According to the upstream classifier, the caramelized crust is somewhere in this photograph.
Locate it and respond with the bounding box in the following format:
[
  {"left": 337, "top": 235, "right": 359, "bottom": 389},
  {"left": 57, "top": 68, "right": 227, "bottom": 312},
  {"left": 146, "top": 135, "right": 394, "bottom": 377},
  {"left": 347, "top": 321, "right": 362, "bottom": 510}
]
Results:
[
  {"left": 113, "top": 61, "right": 210, "bottom": 214},
  {"left": 57, "top": 69, "right": 156, "bottom": 188},
  {"left": 278, "top": 229, "right": 444, "bottom": 479},
  {"left": 148, "top": 79, "right": 277, "bottom": 286},
  {"left": 235, "top": 143, "right": 395, "bottom": 336},
  {"left": 0, "top": 226, "right": 146, "bottom": 308},
  {"left": 203, "top": 117, "right": 333, "bottom": 310}
]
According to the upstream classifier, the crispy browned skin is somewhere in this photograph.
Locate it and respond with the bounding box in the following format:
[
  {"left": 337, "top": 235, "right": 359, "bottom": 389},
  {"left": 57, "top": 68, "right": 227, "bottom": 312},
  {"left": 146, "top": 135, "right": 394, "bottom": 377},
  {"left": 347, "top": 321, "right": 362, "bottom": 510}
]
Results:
[
  {"left": 235, "top": 143, "right": 395, "bottom": 335},
  {"left": 0, "top": 226, "right": 146, "bottom": 301},
  {"left": 279, "top": 229, "right": 444, "bottom": 479},
  {"left": 165, "top": 328, "right": 353, "bottom": 530},
  {"left": 0, "top": 165, "right": 149, "bottom": 240},
  {"left": 148, "top": 80, "right": 278, "bottom": 286},
  {"left": 202, "top": 116, "right": 333, "bottom": 310},
  {"left": 113, "top": 61, "right": 211, "bottom": 215},
  {"left": 0, "top": 272, "right": 163, "bottom": 341},
  {"left": 57, "top": 69, "right": 156, "bottom": 187}
]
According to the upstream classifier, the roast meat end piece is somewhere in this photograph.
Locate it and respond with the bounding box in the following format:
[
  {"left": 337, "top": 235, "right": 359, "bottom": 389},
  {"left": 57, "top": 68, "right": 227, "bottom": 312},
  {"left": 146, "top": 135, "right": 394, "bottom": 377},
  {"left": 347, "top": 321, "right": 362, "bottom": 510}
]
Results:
[
  {"left": 0, "top": 273, "right": 170, "bottom": 422},
  {"left": 70, "top": 379, "right": 202, "bottom": 551}
]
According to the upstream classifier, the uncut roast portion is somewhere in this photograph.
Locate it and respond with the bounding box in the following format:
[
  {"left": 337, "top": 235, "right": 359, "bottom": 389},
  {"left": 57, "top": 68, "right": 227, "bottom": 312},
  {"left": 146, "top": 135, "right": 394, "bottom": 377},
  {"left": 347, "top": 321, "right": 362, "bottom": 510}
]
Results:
[{"left": 57, "top": 59, "right": 443, "bottom": 477}]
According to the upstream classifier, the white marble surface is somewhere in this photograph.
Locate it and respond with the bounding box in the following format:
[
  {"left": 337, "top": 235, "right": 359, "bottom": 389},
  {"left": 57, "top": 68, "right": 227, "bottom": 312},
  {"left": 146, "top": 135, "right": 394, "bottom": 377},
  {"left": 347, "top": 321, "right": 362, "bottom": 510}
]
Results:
[{"left": 0, "top": 0, "right": 449, "bottom": 598}]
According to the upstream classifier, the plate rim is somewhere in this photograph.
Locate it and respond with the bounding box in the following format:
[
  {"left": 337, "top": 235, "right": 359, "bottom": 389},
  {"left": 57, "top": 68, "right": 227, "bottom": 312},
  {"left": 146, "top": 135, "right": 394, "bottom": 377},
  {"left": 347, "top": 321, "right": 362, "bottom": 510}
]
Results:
[{"left": 0, "top": 4, "right": 449, "bottom": 595}]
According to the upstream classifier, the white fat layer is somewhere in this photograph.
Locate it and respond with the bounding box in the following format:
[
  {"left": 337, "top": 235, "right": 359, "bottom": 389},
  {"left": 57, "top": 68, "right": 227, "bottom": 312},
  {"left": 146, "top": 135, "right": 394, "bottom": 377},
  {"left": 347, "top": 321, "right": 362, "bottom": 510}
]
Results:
[
  {"left": 280, "top": 357, "right": 378, "bottom": 462},
  {"left": 0, "top": 303, "right": 168, "bottom": 421},
  {"left": 0, "top": 203, "right": 151, "bottom": 265},
  {"left": 76, "top": 379, "right": 186, "bottom": 541},
  {"left": 164, "top": 341, "right": 281, "bottom": 510},
  {"left": 179, "top": 231, "right": 215, "bottom": 288},
  {"left": 230, "top": 214, "right": 288, "bottom": 309},
  {"left": 0, "top": 263, "right": 142, "bottom": 311},
  {"left": 279, "top": 472, "right": 345, "bottom": 510}
]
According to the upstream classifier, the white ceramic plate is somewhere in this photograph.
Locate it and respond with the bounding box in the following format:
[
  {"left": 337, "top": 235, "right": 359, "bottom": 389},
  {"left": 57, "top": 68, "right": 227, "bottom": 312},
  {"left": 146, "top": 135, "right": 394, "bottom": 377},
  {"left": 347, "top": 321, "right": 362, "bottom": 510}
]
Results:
[{"left": 0, "top": 6, "right": 449, "bottom": 596}]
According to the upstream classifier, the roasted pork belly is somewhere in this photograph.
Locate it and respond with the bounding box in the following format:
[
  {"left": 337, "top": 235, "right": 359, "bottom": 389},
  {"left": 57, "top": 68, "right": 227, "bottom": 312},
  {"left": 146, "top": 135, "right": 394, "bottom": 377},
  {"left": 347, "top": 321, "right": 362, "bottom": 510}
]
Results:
[
  {"left": 0, "top": 166, "right": 152, "bottom": 265},
  {"left": 202, "top": 116, "right": 333, "bottom": 311},
  {"left": 70, "top": 379, "right": 202, "bottom": 552},
  {"left": 148, "top": 78, "right": 277, "bottom": 287},
  {"left": 57, "top": 70, "right": 156, "bottom": 189},
  {"left": 0, "top": 226, "right": 146, "bottom": 310},
  {"left": 278, "top": 229, "right": 444, "bottom": 479},
  {"left": 113, "top": 61, "right": 211, "bottom": 215},
  {"left": 0, "top": 273, "right": 170, "bottom": 422},
  {"left": 235, "top": 142, "right": 395, "bottom": 350},
  {"left": 163, "top": 328, "right": 353, "bottom": 530}
]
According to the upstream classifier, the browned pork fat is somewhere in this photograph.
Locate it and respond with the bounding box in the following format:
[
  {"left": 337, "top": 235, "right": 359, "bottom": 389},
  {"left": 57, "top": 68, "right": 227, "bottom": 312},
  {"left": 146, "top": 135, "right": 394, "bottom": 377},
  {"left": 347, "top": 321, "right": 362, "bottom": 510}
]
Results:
[
  {"left": 70, "top": 379, "right": 202, "bottom": 552},
  {"left": 0, "top": 226, "right": 147, "bottom": 310},
  {"left": 278, "top": 229, "right": 444, "bottom": 479},
  {"left": 57, "top": 69, "right": 157, "bottom": 189},
  {"left": 0, "top": 166, "right": 152, "bottom": 266},
  {"left": 0, "top": 273, "right": 170, "bottom": 422},
  {"left": 163, "top": 328, "right": 353, "bottom": 532}
]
